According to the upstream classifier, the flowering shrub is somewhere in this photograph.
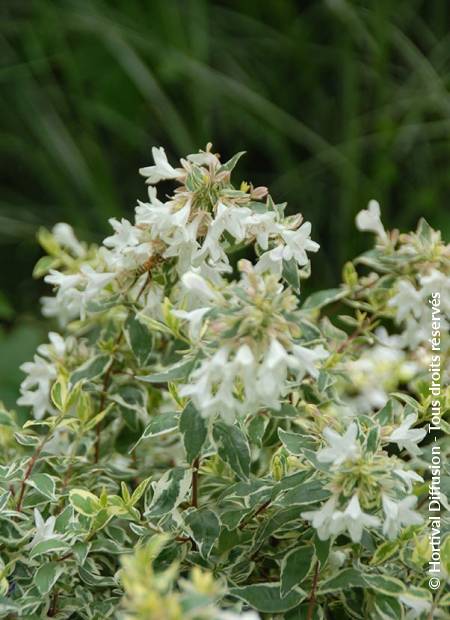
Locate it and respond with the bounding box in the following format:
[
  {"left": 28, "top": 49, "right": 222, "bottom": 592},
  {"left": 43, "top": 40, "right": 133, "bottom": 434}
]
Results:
[{"left": 1, "top": 145, "right": 449, "bottom": 619}]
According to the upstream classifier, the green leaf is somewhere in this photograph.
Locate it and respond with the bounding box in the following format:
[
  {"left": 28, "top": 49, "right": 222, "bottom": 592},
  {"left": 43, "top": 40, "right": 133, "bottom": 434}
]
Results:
[
  {"left": 218, "top": 151, "right": 246, "bottom": 173},
  {"left": 130, "top": 478, "right": 151, "bottom": 506},
  {"left": 230, "top": 583, "right": 305, "bottom": 613},
  {"left": 179, "top": 402, "right": 207, "bottom": 463},
  {"left": 278, "top": 429, "right": 317, "bottom": 455},
  {"left": 376, "top": 399, "right": 397, "bottom": 425},
  {"left": 253, "top": 507, "right": 300, "bottom": 551},
  {"left": 268, "top": 403, "right": 299, "bottom": 418},
  {"left": 50, "top": 377, "right": 67, "bottom": 412},
  {"left": 281, "top": 545, "right": 315, "bottom": 597},
  {"left": 302, "top": 288, "right": 347, "bottom": 311},
  {"left": 72, "top": 541, "right": 90, "bottom": 565},
  {"left": 373, "top": 594, "right": 403, "bottom": 619},
  {"left": 141, "top": 411, "right": 179, "bottom": 440},
  {"left": 185, "top": 508, "right": 220, "bottom": 559},
  {"left": 312, "top": 535, "right": 331, "bottom": 567},
  {"left": 318, "top": 568, "right": 367, "bottom": 593},
  {"left": 212, "top": 422, "right": 251, "bottom": 480},
  {"left": 247, "top": 414, "right": 269, "bottom": 447},
  {"left": 125, "top": 312, "right": 153, "bottom": 366},
  {"left": 147, "top": 467, "right": 191, "bottom": 519},
  {"left": 85, "top": 293, "right": 121, "bottom": 313},
  {"left": 417, "top": 217, "right": 434, "bottom": 243},
  {"left": 370, "top": 540, "right": 399, "bottom": 565},
  {"left": 27, "top": 473, "right": 57, "bottom": 500},
  {"left": 365, "top": 425, "right": 380, "bottom": 455},
  {"left": 364, "top": 574, "right": 405, "bottom": 595},
  {"left": 34, "top": 561, "right": 61, "bottom": 595},
  {"left": 139, "top": 358, "right": 196, "bottom": 384},
  {"left": 33, "top": 255, "right": 58, "bottom": 278},
  {"left": 69, "top": 489, "right": 101, "bottom": 517},
  {"left": 282, "top": 257, "right": 300, "bottom": 292},
  {"left": 70, "top": 355, "right": 111, "bottom": 385},
  {"left": 279, "top": 480, "right": 330, "bottom": 507},
  {"left": 78, "top": 566, "right": 116, "bottom": 587},
  {"left": 30, "top": 539, "right": 70, "bottom": 559}
]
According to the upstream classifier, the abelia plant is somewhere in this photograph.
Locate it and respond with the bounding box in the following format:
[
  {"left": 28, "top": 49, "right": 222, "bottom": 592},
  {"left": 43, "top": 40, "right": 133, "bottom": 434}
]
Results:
[{"left": 1, "top": 145, "right": 449, "bottom": 619}]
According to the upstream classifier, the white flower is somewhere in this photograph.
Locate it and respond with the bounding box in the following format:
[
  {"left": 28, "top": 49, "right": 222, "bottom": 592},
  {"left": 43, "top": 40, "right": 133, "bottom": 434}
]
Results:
[
  {"left": 37, "top": 332, "right": 66, "bottom": 359},
  {"left": 355, "top": 200, "right": 387, "bottom": 240},
  {"left": 103, "top": 218, "right": 141, "bottom": 250},
  {"left": 40, "top": 288, "right": 83, "bottom": 326},
  {"left": 382, "top": 494, "right": 423, "bottom": 539},
  {"left": 393, "top": 469, "right": 424, "bottom": 492},
  {"left": 244, "top": 211, "right": 279, "bottom": 250},
  {"left": 213, "top": 203, "right": 252, "bottom": 242},
  {"left": 179, "top": 338, "right": 293, "bottom": 422},
  {"left": 388, "top": 413, "right": 426, "bottom": 456},
  {"left": 253, "top": 339, "right": 291, "bottom": 410},
  {"left": 255, "top": 221, "right": 319, "bottom": 275},
  {"left": 280, "top": 222, "right": 320, "bottom": 266},
  {"left": 291, "top": 344, "right": 328, "bottom": 380},
  {"left": 172, "top": 307, "right": 210, "bottom": 340},
  {"left": 388, "top": 280, "right": 422, "bottom": 323},
  {"left": 26, "top": 509, "right": 61, "bottom": 549},
  {"left": 317, "top": 423, "right": 360, "bottom": 467},
  {"left": 17, "top": 354, "right": 56, "bottom": 419},
  {"left": 343, "top": 329, "right": 419, "bottom": 413},
  {"left": 181, "top": 271, "right": 220, "bottom": 303},
  {"left": 44, "top": 270, "right": 83, "bottom": 293},
  {"left": 302, "top": 495, "right": 339, "bottom": 541},
  {"left": 254, "top": 245, "right": 285, "bottom": 276},
  {"left": 80, "top": 265, "right": 115, "bottom": 301},
  {"left": 330, "top": 495, "right": 380, "bottom": 542},
  {"left": 186, "top": 150, "right": 220, "bottom": 168},
  {"left": 419, "top": 268, "right": 450, "bottom": 314},
  {"left": 52, "top": 223, "right": 85, "bottom": 257},
  {"left": 139, "top": 146, "right": 182, "bottom": 184},
  {"left": 180, "top": 348, "right": 236, "bottom": 424}
]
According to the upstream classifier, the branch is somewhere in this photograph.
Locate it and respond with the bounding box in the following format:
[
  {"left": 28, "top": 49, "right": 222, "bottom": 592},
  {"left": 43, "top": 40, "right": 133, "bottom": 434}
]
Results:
[
  {"left": 16, "top": 430, "right": 51, "bottom": 512},
  {"left": 191, "top": 457, "right": 200, "bottom": 508},
  {"left": 239, "top": 499, "right": 271, "bottom": 530},
  {"left": 306, "top": 561, "right": 320, "bottom": 620}
]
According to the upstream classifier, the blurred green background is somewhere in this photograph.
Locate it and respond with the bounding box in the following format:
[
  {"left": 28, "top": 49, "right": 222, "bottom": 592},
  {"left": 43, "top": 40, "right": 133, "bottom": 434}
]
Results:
[{"left": 1, "top": 0, "right": 449, "bottom": 406}]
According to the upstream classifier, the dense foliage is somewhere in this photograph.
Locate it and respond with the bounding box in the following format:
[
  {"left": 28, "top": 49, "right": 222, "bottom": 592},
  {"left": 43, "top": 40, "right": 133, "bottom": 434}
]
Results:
[{"left": 1, "top": 146, "right": 449, "bottom": 618}]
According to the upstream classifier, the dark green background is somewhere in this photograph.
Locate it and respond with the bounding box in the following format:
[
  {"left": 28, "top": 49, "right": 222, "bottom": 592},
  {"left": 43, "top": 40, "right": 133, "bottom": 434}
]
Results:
[{"left": 1, "top": 0, "right": 449, "bottom": 405}]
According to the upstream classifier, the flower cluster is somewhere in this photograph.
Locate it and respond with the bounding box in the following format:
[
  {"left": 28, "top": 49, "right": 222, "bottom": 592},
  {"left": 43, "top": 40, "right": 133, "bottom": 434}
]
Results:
[
  {"left": 302, "top": 421, "right": 425, "bottom": 542},
  {"left": 4, "top": 146, "right": 449, "bottom": 619},
  {"left": 174, "top": 263, "right": 328, "bottom": 422}
]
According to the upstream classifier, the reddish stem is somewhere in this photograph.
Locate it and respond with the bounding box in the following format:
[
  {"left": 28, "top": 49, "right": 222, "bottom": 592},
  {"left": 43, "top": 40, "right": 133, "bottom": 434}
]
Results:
[{"left": 307, "top": 561, "right": 320, "bottom": 620}]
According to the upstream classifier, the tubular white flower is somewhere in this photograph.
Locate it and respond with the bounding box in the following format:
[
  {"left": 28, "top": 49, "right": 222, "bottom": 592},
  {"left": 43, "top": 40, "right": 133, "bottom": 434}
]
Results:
[
  {"left": 103, "top": 218, "right": 141, "bottom": 250},
  {"left": 393, "top": 469, "right": 424, "bottom": 492},
  {"left": 280, "top": 222, "right": 320, "bottom": 266},
  {"left": 301, "top": 495, "right": 338, "bottom": 541},
  {"left": 388, "top": 280, "right": 422, "bottom": 323},
  {"left": 290, "top": 344, "right": 328, "bottom": 380},
  {"left": 388, "top": 413, "right": 426, "bottom": 456},
  {"left": 317, "top": 423, "right": 360, "bottom": 467},
  {"left": 355, "top": 200, "right": 387, "bottom": 240},
  {"left": 172, "top": 307, "right": 210, "bottom": 341},
  {"left": 26, "top": 509, "right": 62, "bottom": 549},
  {"left": 330, "top": 495, "right": 380, "bottom": 542},
  {"left": 181, "top": 271, "right": 221, "bottom": 303},
  {"left": 382, "top": 494, "right": 423, "bottom": 539},
  {"left": 139, "top": 146, "right": 182, "bottom": 183},
  {"left": 52, "top": 223, "right": 85, "bottom": 257}
]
